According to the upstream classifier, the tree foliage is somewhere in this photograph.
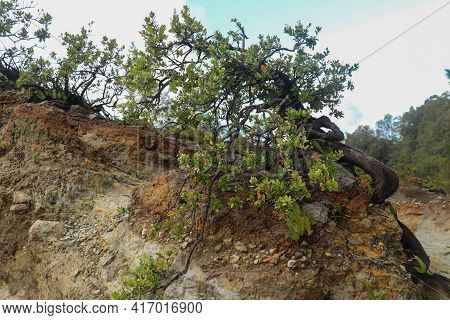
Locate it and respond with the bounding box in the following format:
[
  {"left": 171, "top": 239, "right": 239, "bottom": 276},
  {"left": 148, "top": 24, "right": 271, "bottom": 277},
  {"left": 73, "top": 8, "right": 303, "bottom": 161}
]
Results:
[
  {"left": 0, "top": 0, "right": 51, "bottom": 82},
  {"left": 1, "top": 1, "right": 124, "bottom": 115},
  {"left": 123, "top": 6, "right": 358, "bottom": 249},
  {"left": 124, "top": 6, "right": 357, "bottom": 125},
  {"left": 18, "top": 24, "right": 125, "bottom": 115}
]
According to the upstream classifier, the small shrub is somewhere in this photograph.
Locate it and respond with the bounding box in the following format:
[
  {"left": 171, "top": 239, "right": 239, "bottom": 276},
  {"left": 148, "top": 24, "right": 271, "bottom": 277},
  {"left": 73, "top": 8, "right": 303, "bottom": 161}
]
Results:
[
  {"left": 148, "top": 223, "right": 159, "bottom": 239},
  {"left": 355, "top": 166, "right": 374, "bottom": 196},
  {"left": 331, "top": 203, "right": 343, "bottom": 215},
  {"left": 322, "top": 284, "right": 330, "bottom": 297},
  {"left": 111, "top": 251, "right": 173, "bottom": 300},
  {"left": 420, "top": 177, "right": 444, "bottom": 193},
  {"left": 31, "top": 154, "right": 39, "bottom": 164},
  {"left": 0, "top": 142, "right": 9, "bottom": 156},
  {"left": 115, "top": 207, "right": 128, "bottom": 218},
  {"left": 367, "top": 283, "right": 383, "bottom": 300}
]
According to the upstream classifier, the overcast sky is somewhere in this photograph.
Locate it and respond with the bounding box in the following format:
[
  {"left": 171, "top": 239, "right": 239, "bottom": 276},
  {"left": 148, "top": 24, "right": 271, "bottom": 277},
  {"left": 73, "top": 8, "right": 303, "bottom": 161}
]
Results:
[{"left": 35, "top": 0, "right": 450, "bottom": 132}]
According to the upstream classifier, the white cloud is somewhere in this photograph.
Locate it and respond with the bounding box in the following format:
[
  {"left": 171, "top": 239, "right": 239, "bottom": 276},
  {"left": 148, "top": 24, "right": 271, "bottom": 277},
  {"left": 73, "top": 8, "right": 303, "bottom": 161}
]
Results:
[
  {"left": 36, "top": 0, "right": 186, "bottom": 50},
  {"left": 320, "top": 0, "right": 450, "bottom": 132}
]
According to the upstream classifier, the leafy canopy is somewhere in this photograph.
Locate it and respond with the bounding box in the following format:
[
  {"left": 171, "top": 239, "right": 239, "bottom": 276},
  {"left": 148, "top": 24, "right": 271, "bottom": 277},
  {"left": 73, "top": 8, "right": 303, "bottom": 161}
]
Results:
[
  {"left": 124, "top": 5, "right": 357, "bottom": 127},
  {"left": 125, "top": 6, "right": 357, "bottom": 241},
  {"left": 18, "top": 24, "right": 125, "bottom": 114},
  {"left": 1, "top": 1, "right": 124, "bottom": 115},
  {"left": 0, "top": 0, "right": 51, "bottom": 80}
]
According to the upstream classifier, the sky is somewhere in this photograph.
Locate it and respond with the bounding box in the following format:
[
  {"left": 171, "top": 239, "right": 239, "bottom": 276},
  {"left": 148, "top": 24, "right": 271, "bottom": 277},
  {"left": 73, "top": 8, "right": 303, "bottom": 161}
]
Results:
[{"left": 35, "top": 0, "right": 450, "bottom": 132}]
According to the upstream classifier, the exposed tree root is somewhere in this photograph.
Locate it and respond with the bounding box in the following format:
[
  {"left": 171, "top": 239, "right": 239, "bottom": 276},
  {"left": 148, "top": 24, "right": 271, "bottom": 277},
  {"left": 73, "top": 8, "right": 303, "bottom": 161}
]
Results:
[
  {"left": 307, "top": 115, "right": 399, "bottom": 203},
  {"left": 158, "top": 172, "right": 219, "bottom": 293}
]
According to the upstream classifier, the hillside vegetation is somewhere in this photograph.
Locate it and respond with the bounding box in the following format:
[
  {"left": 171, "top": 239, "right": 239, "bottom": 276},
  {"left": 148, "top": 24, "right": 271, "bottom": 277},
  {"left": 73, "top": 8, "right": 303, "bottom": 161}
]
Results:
[
  {"left": 346, "top": 93, "right": 450, "bottom": 192},
  {"left": 1, "top": 0, "right": 449, "bottom": 300}
]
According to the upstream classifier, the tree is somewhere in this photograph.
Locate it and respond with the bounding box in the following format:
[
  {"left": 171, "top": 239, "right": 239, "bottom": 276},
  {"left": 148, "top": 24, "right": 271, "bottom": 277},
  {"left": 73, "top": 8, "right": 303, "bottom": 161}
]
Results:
[
  {"left": 125, "top": 6, "right": 398, "bottom": 203},
  {"left": 18, "top": 24, "right": 125, "bottom": 115},
  {"left": 124, "top": 6, "right": 400, "bottom": 284},
  {"left": 375, "top": 114, "right": 399, "bottom": 140},
  {"left": 1, "top": 1, "right": 124, "bottom": 115},
  {"left": 0, "top": 0, "right": 51, "bottom": 82},
  {"left": 393, "top": 93, "right": 449, "bottom": 190},
  {"left": 346, "top": 92, "right": 450, "bottom": 191}
]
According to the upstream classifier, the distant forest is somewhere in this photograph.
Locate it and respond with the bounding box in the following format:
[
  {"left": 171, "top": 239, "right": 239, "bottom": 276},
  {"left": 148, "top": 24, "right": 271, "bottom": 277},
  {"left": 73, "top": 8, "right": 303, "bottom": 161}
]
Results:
[{"left": 346, "top": 92, "right": 450, "bottom": 192}]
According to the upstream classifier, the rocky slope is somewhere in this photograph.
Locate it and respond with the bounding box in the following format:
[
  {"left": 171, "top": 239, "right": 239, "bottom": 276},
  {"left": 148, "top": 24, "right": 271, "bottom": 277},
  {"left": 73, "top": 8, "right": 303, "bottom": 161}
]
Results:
[
  {"left": 390, "top": 178, "right": 449, "bottom": 279},
  {"left": 0, "top": 90, "right": 447, "bottom": 299}
]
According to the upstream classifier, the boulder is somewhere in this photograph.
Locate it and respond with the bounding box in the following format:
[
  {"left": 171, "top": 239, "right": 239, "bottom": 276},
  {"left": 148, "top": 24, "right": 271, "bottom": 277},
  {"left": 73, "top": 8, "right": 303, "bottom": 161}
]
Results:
[
  {"left": 301, "top": 202, "right": 329, "bottom": 224},
  {"left": 12, "top": 191, "right": 32, "bottom": 204},
  {"left": 10, "top": 204, "right": 29, "bottom": 212},
  {"left": 335, "top": 163, "right": 356, "bottom": 190},
  {"left": 28, "top": 220, "right": 67, "bottom": 243}
]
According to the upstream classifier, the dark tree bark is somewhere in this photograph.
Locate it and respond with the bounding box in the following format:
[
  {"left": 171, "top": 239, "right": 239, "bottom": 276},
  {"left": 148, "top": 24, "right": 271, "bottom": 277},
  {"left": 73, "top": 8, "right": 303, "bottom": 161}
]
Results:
[
  {"left": 0, "top": 64, "right": 20, "bottom": 82},
  {"left": 332, "top": 142, "right": 399, "bottom": 203},
  {"left": 307, "top": 115, "right": 399, "bottom": 203}
]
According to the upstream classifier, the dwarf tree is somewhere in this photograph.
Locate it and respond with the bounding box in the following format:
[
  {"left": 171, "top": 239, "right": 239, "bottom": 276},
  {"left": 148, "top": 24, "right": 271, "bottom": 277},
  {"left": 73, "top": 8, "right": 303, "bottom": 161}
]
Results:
[
  {"left": 1, "top": 1, "right": 124, "bottom": 115},
  {"left": 18, "top": 24, "right": 125, "bottom": 115},
  {"left": 125, "top": 6, "right": 399, "bottom": 284},
  {"left": 0, "top": 0, "right": 51, "bottom": 82}
]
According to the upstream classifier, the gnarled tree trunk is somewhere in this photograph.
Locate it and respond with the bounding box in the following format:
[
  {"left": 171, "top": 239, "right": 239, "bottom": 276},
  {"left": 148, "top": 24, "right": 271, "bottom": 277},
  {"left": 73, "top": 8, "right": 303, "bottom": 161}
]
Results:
[{"left": 307, "top": 115, "right": 399, "bottom": 203}]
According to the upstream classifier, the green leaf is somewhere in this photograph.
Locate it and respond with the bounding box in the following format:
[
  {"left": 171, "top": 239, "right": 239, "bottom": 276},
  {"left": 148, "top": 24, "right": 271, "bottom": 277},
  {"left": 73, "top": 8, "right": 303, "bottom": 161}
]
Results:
[{"left": 413, "top": 255, "right": 428, "bottom": 274}]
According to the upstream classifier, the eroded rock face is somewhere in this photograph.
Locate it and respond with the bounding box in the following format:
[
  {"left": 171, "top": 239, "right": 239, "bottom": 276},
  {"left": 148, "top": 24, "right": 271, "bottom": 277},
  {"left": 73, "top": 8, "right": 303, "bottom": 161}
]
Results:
[
  {"left": 390, "top": 179, "right": 450, "bottom": 279},
  {"left": 0, "top": 94, "right": 446, "bottom": 299}
]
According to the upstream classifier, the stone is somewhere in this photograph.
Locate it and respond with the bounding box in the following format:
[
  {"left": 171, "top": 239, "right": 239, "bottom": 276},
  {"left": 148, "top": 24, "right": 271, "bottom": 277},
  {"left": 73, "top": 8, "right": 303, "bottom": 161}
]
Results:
[
  {"left": 10, "top": 204, "right": 28, "bottom": 212},
  {"left": 28, "top": 220, "right": 66, "bottom": 243},
  {"left": 253, "top": 259, "right": 259, "bottom": 265},
  {"left": 223, "top": 237, "right": 233, "bottom": 247},
  {"left": 287, "top": 259, "right": 297, "bottom": 268},
  {"left": 263, "top": 253, "right": 280, "bottom": 265},
  {"left": 100, "top": 253, "right": 116, "bottom": 267},
  {"left": 214, "top": 244, "right": 223, "bottom": 253},
  {"left": 234, "top": 241, "right": 248, "bottom": 252},
  {"left": 301, "top": 202, "right": 329, "bottom": 224},
  {"left": 12, "top": 191, "right": 32, "bottom": 204},
  {"left": 229, "top": 255, "right": 240, "bottom": 264},
  {"left": 269, "top": 248, "right": 277, "bottom": 255},
  {"left": 335, "top": 163, "right": 356, "bottom": 189},
  {"left": 69, "top": 105, "right": 89, "bottom": 115}
]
